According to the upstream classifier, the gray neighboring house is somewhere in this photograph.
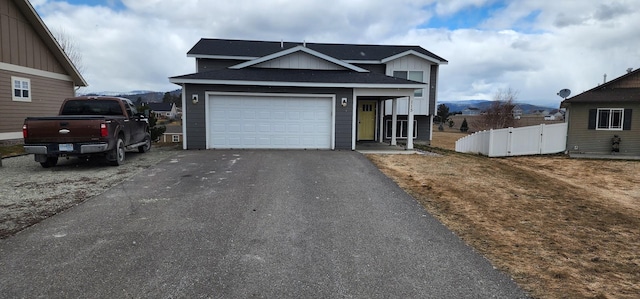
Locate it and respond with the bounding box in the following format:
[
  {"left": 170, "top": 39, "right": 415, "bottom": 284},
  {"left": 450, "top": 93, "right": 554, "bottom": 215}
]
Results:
[
  {"left": 146, "top": 102, "right": 177, "bottom": 119},
  {"left": 170, "top": 38, "right": 447, "bottom": 150},
  {"left": 561, "top": 68, "right": 640, "bottom": 155}
]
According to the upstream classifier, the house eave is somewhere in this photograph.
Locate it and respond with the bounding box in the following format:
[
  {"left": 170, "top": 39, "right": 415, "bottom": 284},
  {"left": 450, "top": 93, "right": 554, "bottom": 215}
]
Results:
[
  {"left": 229, "top": 46, "right": 369, "bottom": 73},
  {"left": 188, "top": 54, "right": 257, "bottom": 61},
  {"left": 169, "top": 78, "right": 426, "bottom": 89},
  {"left": 381, "top": 50, "right": 448, "bottom": 65}
]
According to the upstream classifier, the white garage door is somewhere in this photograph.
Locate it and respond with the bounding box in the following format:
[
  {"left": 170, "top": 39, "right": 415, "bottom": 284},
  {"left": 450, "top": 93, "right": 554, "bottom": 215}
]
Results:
[{"left": 208, "top": 94, "right": 333, "bottom": 149}]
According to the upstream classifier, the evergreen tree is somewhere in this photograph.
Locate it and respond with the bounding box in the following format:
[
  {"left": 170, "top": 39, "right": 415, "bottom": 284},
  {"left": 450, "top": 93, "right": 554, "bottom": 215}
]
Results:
[
  {"left": 137, "top": 104, "right": 166, "bottom": 141},
  {"left": 460, "top": 118, "right": 469, "bottom": 132}
]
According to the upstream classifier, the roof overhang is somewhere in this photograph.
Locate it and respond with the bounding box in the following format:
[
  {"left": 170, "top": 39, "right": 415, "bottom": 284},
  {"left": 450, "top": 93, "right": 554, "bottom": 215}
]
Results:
[
  {"left": 381, "top": 50, "right": 449, "bottom": 65},
  {"left": 169, "top": 77, "right": 425, "bottom": 89},
  {"left": 229, "top": 46, "right": 369, "bottom": 72}
]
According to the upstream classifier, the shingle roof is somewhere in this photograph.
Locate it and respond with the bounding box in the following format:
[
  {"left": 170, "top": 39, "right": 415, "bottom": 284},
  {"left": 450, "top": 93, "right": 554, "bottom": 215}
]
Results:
[
  {"left": 561, "top": 68, "right": 640, "bottom": 107},
  {"left": 147, "top": 102, "right": 174, "bottom": 111},
  {"left": 170, "top": 68, "right": 427, "bottom": 86},
  {"left": 188, "top": 38, "right": 448, "bottom": 63}
]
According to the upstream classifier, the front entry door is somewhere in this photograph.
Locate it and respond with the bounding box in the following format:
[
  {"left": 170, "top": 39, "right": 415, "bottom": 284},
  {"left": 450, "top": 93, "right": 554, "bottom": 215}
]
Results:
[{"left": 358, "top": 101, "right": 376, "bottom": 140}]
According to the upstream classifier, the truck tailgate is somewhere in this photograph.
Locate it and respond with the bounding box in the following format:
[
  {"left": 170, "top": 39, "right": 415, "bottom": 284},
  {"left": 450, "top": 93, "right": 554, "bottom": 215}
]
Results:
[{"left": 24, "top": 116, "right": 109, "bottom": 143}]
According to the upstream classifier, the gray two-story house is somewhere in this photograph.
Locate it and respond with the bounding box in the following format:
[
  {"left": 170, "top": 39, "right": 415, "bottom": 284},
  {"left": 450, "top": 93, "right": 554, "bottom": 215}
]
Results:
[{"left": 170, "top": 38, "right": 447, "bottom": 150}]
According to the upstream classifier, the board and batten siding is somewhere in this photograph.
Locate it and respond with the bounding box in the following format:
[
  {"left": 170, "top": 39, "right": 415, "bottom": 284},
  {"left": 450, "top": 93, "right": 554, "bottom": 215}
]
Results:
[
  {"left": 566, "top": 102, "right": 640, "bottom": 154},
  {"left": 183, "top": 84, "right": 353, "bottom": 150},
  {"left": 0, "top": 0, "right": 66, "bottom": 74},
  {"left": 254, "top": 52, "right": 346, "bottom": 70},
  {"left": 0, "top": 70, "right": 74, "bottom": 134}
]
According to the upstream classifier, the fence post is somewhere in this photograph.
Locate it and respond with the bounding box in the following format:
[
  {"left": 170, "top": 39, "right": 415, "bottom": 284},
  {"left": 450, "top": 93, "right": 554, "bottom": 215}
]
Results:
[
  {"left": 507, "top": 127, "right": 513, "bottom": 156},
  {"left": 539, "top": 123, "right": 545, "bottom": 154}
]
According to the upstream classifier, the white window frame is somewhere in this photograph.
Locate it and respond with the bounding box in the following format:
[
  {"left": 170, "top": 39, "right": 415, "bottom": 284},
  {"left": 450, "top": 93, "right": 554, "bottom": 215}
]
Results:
[
  {"left": 172, "top": 135, "right": 180, "bottom": 143},
  {"left": 596, "top": 108, "right": 624, "bottom": 130},
  {"left": 392, "top": 71, "right": 424, "bottom": 98},
  {"left": 11, "top": 76, "right": 31, "bottom": 102}
]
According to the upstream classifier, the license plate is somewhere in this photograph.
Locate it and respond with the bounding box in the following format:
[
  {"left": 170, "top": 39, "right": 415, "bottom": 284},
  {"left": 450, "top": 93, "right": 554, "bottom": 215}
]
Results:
[{"left": 59, "top": 144, "right": 73, "bottom": 152}]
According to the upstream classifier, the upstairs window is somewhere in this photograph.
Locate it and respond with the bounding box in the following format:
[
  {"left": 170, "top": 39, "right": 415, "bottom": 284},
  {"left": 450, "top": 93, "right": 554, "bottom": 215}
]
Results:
[
  {"left": 12, "top": 77, "right": 31, "bottom": 102},
  {"left": 392, "top": 71, "right": 424, "bottom": 97}
]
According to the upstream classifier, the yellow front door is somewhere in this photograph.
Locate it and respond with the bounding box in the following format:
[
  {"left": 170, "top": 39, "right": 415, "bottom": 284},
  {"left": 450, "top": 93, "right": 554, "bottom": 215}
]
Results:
[{"left": 358, "top": 101, "right": 376, "bottom": 140}]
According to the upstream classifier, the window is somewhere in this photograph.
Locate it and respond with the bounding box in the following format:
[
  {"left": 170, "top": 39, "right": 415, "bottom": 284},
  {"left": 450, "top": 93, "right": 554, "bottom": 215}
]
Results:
[
  {"left": 392, "top": 71, "right": 424, "bottom": 97},
  {"left": 172, "top": 135, "right": 180, "bottom": 143},
  {"left": 597, "top": 108, "right": 624, "bottom": 130},
  {"left": 385, "top": 119, "right": 418, "bottom": 139},
  {"left": 12, "top": 77, "right": 31, "bottom": 102}
]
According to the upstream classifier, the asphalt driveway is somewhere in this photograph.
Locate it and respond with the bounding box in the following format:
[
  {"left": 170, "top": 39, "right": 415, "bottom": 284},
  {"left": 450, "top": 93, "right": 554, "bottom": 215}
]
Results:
[{"left": 0, "top": 150, "right": 528, "bottom": 298}]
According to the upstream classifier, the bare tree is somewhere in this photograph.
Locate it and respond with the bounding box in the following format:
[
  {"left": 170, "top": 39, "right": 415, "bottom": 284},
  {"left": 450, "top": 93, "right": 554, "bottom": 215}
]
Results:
[
  {"left": 473, "top": 88, "right": 519, "bottom": 131},
  {"left": 52, "top": 27, "right": 85, "bottom": 77}
]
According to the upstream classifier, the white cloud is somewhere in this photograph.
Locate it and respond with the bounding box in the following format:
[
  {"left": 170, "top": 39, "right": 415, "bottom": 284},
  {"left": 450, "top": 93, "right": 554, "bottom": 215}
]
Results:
[{"left": 32, "top": 0, "right": 640, "bottom": 107}]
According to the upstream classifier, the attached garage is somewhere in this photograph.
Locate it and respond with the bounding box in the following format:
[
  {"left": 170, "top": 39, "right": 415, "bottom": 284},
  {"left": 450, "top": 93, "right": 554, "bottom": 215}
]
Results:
[{"left": 207, "top": 93, "right": 335, "bottom": 149}]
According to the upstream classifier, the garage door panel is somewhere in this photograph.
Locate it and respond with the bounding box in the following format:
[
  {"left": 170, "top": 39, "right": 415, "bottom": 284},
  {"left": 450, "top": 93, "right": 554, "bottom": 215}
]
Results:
[{"left": 209, "top": 95, "right": 332, "bottom": 149}]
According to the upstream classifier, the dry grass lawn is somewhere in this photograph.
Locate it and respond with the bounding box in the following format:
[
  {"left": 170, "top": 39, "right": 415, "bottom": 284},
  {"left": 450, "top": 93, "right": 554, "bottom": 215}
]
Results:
[{"left": 367, "top": 131, "right": 639, "bottom": 299}]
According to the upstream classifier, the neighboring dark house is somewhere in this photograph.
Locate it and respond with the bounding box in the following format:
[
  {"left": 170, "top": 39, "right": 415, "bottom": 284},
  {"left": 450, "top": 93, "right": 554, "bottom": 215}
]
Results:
[
  {"left": 170, "top": 38, "right": 447, "bottom": 150},
  {"left": 0, "top": 0, "right": 87, "bottom": 144},
  {"left": 561, "top": 68, "right": 640, "bottom": 155},
  {"left": 146, "top": 102, "right": 177, "bottom": 119}
]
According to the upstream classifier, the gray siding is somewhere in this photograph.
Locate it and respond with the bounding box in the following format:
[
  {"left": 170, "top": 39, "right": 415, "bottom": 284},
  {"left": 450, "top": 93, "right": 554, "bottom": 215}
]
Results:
[
  {"left": 566, "top": 102, "right": 640, "bottom": 154},
  {"left": 354, "top": 63, "right": 386, "bottom": 74},
  {"left": 183, "top": 84, "right": 353, "bottom": 150},
  {"left": 196, "top": 58, "right": 245, "bottom": 72},
  {"left": 429, "top": 65, "right": 438, "bottom": 116}
]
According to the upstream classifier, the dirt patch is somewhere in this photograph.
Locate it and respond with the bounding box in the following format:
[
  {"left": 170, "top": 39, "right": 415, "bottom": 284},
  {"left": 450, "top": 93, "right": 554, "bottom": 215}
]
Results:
[
  {"left": 0, "top": 146, "right": 178, "bottom": 239},
  {"left": 368, "top": 131, "right": 639, "bottom": 299}
]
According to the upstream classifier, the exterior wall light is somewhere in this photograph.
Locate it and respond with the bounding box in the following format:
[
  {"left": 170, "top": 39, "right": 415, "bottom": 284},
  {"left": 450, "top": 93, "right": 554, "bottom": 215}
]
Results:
[{"left": 192, "top": 94, "right": 199, "bottom": 104}]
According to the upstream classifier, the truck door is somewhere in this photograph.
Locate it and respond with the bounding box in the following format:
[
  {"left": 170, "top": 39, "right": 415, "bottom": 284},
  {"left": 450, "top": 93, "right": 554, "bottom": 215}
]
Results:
[{"left": 125, "top": 101, "right": 146, "bottom": 143}]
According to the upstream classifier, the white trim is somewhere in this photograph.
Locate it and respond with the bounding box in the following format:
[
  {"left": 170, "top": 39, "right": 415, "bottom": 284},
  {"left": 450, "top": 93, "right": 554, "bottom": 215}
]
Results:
[
  {"left": 595, "top": 108, "right": 625, "bottom": 131},
  {"left": 205, "top": 91, "right": 336, "bottom": 150},
  {"left": 0, "top": 62, "right": 74, "bottom": 82},
  {"left": 11, "top": 76, "right": 31, "bottom": 102},
  {"left": 170, "top": 78, "right": 426, "bottom": 89},
  {"left": 0, "top": 132, "right": 22, "bottom": 140},
  {"left": 351, "top": 90, "right": 357, "bottom": 150},
  {"left": 180, "top": 85, "right": 187, "bottom": 150},
  {"left": 381, "top": 50, "right": 448, "bottom": 65},
  {"left": 188, "top": 54, "right": 256, "bottom": 61},
  {"left": 229, "top": 46, "right": 369, "bottom": 73}
]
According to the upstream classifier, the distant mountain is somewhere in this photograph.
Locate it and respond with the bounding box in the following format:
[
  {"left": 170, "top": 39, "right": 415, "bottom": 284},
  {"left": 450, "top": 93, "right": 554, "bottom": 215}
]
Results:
[
  {"left": 439, "top": 100, "right": 558, "bottom": 114},
  {"left": 82, "top": 89, "right": 182, "bottom": 104}
]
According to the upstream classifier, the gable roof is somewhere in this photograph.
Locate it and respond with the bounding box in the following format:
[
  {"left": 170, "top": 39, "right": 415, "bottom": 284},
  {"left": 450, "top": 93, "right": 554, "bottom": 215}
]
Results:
[
  {"left": 229, "top": 46, "right": 369, "bottom": 72},
  {"left": 170, "top": 68, "right": 427, "bottom": 89},
  {"left": 12, "top": 0, "right": 87, "bottom": 86},
  {"left": 187, "top": 38, "right": 448, "bottom": 65},
  {"left": 561, "top": 68, "right": 640, "bottom": 107}
]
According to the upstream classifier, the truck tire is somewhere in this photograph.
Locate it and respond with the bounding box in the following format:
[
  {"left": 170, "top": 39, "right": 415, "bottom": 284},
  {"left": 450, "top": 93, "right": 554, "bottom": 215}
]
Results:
[
  {"left": 138, "top": 133, "right": 151, "bottom": 153},
  {"left": 109, "top": 137, "right": 125, "bottom": 166},
  {"left": 40, "top": 157, "right": 58, "bottom": 168}
]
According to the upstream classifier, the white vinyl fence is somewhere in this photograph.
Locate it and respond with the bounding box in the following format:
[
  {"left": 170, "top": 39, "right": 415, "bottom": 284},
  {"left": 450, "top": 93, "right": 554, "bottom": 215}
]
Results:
[{"left": 455, "top": 123, "right": 568, "bottom": 157}]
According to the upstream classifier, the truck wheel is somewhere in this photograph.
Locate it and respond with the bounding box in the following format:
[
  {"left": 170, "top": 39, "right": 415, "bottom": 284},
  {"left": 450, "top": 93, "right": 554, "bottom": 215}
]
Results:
[
  {"left": 109, "top": 137, "right": 125, "bottom": 166},
  {"left": 138, "top": 133, "right": 151, "bottom": 153},
  {"left": 40, "top": 157, "right": 58, "bottom": 168}
]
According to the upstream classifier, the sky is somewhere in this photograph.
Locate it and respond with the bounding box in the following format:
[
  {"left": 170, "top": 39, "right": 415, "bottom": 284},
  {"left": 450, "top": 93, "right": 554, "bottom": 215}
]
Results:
[{"left": 30, "top": 0, "right": 640, "bottom": 107}]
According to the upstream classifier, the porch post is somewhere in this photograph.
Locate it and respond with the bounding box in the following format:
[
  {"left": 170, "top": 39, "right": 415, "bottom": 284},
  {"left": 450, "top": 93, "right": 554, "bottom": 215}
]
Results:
[
  {"left": 407, "top": 95, "right": 414, "bottom": 150},
  {"left": 391, "top": 98, "right": 398, "bottom": 146}
]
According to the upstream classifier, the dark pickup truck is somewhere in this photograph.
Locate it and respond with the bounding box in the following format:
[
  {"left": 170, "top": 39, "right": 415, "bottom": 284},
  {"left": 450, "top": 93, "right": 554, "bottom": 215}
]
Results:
[{"left": 23, "top": 96, "right": 151, "bottom": 167}]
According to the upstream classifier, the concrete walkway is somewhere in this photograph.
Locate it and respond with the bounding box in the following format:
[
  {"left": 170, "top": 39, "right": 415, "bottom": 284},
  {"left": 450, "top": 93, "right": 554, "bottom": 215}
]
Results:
[{"left": 0, "top": 150, "right": 528, "bottom": 298}]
